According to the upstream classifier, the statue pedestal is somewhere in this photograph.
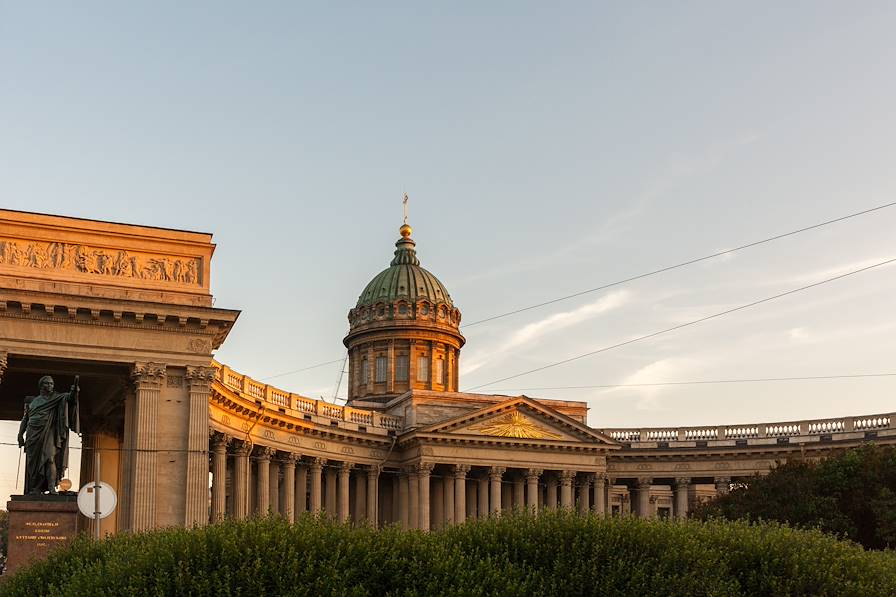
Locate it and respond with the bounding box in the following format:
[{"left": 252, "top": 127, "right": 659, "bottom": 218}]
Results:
[{"left": 6, "top": 494, "right": 82, "bottom": 576}]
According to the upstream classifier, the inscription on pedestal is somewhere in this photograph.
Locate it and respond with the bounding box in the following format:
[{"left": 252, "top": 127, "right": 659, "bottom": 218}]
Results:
[{"left": 6, "top": 495, "right": 81, "bottom": 575}]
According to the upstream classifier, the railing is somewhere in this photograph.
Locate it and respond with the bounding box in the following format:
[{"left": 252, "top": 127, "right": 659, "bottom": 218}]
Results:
[
  {"left": 602, "top": 413, "right": 894, "bottom": 446},
  {"left": 212, "top": 361, "right": 404, "bottom": 431}
]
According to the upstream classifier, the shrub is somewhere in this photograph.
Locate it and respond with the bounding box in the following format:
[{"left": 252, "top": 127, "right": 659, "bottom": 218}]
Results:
[
  {"left": 2, "top": 513, "right": 894, "bottom": 596},
  {"left": 693, "top": 444, "right": 896, "bottom": 550}
]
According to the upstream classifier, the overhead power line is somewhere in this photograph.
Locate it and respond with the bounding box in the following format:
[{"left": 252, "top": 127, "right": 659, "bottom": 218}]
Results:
[
  {"left": 488, "top": 372, "right": 896, "bottom": 392},
  {"left": 462, "top": 200, "right": 896, "bottom": 328},
  {"left": 258, "top": 358, "right": 345, "bottom": 381},
  {"left": 254, "top": 200, "right": 896, "bottom": 383},
  {"left": 464, "top": 256, "right": 896, "bottom": 391}
]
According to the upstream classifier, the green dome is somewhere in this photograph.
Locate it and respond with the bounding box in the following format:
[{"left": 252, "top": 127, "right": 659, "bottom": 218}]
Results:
[{"left": 355, "top": 230, "right": 454, "bottom": 308}]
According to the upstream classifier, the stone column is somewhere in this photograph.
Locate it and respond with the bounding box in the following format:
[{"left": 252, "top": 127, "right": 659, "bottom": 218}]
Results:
[
  {"left": 454, "top": 465, "right": 470, "bottom": 524},
  {"left": 366, "top": 466, "right": 380, "bottom": 526},
  {"left": 636, "top": 477, "right": 652, "bottom": 519},
  {"left": 355, "top": 471, "right": 367, "bottom": 523},
  {"left": 526, "top": 469, "right": 541, "bottom": 513},
  {"left": 593, "top": 474, "right": 606, "bottom": 515},
  {"left": 399, "top": 471, "right": 411, "bottom": 528},
  {"left": 513, "top": 475, "right": 525, "bottom": 511},
  {"left": 129, "top": 362, "right": 165, "bottom": 531},
  {"left": 407, "top": 467, "right": 419, "bottom": 529},
  {"left": 231, "top": 440, "right": 251, "bottom": 520},
  {"left": 254, "top": 447, "right": 273, "bottom": 515},
  {"left": 210, "top": 432, "right": 228, "bottom": 522},
  {"left": 477, "top": 476, "right": 489, "bottom": 518},
  {"left": 295, "top": 460, "right": 308, "bottom": 516},
  {"left": 714, "top": 477, "right": 731, "bottom": 497},
  {"left": 0, "top": 351, "right": 7, "bottom": 383},
  {"left": 546, "top": 475, "right": 558, "bottom": 510},
  {"left": 325, "top": 466, "right": 338, "bottom": 517},
  {"left": 310, "top": 458, "right": 325, "bottom": 514},
  {"left": 427, "top": 341, "right": 435, "bottom": 390},
  {"left": 387, "top": 339, "right": 395, "bottom": 393},
  {"left": 269, "top": 457, "right": 281, "bottom": 515},
  {"left": 559, "top": 470, "right": 575, "bottom": 509},
  {"left": 443, "top": 474, "right": 455, "bottom": 526},
  {"left": 280, "top": 454, "right": 297, "bottom": 522},
  {"left": 417, "top": 462, "right": 434, "bottom": 531},
  {"left": 185, "top": 366, "right": 215, "bottom": 526},
  {"left": 338, "top": 462, "right": 353, "bottom": 522},
  {"left": 674, "top": 477, "right": 690, "bottom": 519},
  {"left": 489, "top": 466, "right": 505, "bottom": 515},
  {"left": 577, "top": 475, "right": 592, "bottom": 515}
]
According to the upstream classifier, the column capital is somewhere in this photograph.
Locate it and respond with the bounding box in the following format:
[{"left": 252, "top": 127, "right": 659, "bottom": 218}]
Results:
[
  {"left": 714, "top": 477, "right": 731, "bottom": 493},
  {"left": 488, "top": 466, "right": 506, "bottom": 481},
  {"left": 210, "top": 431, "right": 229, "bottom": 451},
  {"left": 453, "top": 464, "right": 471, "bottom": 478},
  {"left": 339, "top": 461, "right": 355, "bottom": 473},
  {"left": 559, "top": 470, "right": 576, "bottom": 485},
  {"left": 675, "top": 477, "right": 691, "bottom": 488},
  {"left": 252, "top": 446, "right": 274, "bottom": 461},
  {"left": 367, "top": 464, "right": 382, "bottom": 477},
  {"left": 0, "top": 350, "right": 7, "bottom": 381},
  {"left": 310, "top": 457, "right": 326, "bottom": 471},
  {"left": 636, "top": 477, "right": 653, "bottom": 489},
  {"left": 414, "top": 461, "right": 434, "bottom": 476},
  {"left": 276, "top": 452, "right": 299, "bottom": 465},
  {"left": 131, "top": 362, "right": 166, "bottom": 389},
  {"left": 186, "top": 365, "right": 216, "bottom": 389},
  {"left": 579, "top": 473, "right": 595, "bottom": 486},
  {"left": 229, "top": 439, "right": 252, "bottom": 457},
  {"left": 525, "top": 468, "right": 543, "bottom": 481},
  {"left": 594, "top": 472, "right": 607, "bottom": 482}
]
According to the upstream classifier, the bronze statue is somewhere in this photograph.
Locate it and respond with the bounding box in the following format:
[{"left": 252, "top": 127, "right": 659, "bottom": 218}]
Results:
[{"left": 17, "top": 375, "right": 80, "bottom": 495}]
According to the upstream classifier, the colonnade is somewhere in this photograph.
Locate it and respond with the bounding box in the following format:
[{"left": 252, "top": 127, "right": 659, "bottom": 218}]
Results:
[
  {"left": 209, "top": 433, "right": 735, "bottom": 526},
  {"left": 209, "top": 434, "right": 381, "bottom": 524},
  {"left": 387, "top": 464, "right": 612, "bottom": 530}
]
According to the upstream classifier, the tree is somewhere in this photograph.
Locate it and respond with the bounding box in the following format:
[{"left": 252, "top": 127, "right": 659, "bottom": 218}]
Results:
[{"left": 693, "top": 444, "right": 896, "bottom": 550}]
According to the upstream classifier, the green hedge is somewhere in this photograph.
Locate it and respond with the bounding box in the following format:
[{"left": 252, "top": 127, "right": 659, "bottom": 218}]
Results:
[{"left": 3, "top": 513, "right": 895, "bottom": 596}]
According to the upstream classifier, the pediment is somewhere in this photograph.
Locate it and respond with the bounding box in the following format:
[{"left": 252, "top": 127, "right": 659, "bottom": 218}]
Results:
[{"left": 418, "top": 397, "right": 617, "bottom": 445}]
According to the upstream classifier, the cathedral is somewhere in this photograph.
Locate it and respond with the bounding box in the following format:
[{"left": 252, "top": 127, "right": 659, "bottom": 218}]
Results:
[{"left": 0, "top": 208, "right": 892, "bottom": 538}]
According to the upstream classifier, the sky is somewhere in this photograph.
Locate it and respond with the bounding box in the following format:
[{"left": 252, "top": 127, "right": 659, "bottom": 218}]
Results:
[{"left": 2, "top": 3, "right": 896, "bottom": 501}]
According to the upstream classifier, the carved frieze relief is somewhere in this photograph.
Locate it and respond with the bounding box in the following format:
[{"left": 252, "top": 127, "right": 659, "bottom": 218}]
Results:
[
  {"left": 188, "top": 338, "right": 213, "bottom": 354},
  {"left": 0, "top": 237, "right": 202, "bottom": 285},
  {"left": 467, "top": 410, "right": 563, "bottom": 440}
]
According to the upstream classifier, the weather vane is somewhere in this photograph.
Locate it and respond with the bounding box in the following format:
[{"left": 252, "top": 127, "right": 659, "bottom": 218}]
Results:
[{"left": 402, "top": 192, "right": 409, "bottom": 225}]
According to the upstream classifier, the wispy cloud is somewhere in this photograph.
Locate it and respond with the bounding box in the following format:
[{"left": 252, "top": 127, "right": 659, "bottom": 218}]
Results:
[
  {"left": 598, "top": 356, "right": 705, "bottom": 411},
  {"left": 792, "top": 257, "right": 896, "bottom": 284},
  {"left": 502, "top": 290, "right": 630, "bottom": 352},
  {"left": 460, "top": 290, "right": 630, "bottom": 378}
]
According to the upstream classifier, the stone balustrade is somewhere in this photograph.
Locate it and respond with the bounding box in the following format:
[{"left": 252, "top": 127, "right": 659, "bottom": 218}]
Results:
[
  {"left": 603, "top": 412, "right": 893, "bottom": 448},
  {"left": 213, "top": 361, "right": 403, "bottom": 432}
]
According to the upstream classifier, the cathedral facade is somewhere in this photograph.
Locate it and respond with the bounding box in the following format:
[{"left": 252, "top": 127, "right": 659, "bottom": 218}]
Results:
[{"left": 0, "top": 209, "right": 893, "bottom": 534}]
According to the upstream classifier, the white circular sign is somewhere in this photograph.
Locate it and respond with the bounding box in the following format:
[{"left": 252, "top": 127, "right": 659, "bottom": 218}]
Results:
[{"left": 77, "top": 481, "right": 117, "bottom": 519}]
